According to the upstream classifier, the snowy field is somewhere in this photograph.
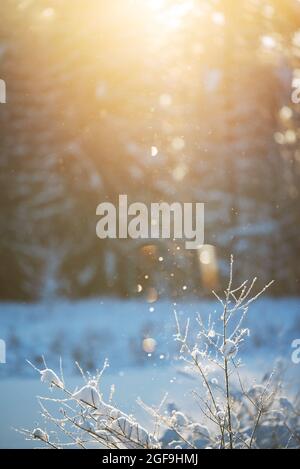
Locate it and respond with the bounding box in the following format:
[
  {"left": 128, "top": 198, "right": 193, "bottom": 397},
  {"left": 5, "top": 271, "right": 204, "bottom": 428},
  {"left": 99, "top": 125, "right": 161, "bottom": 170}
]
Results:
[{"left": 0, "top": 297, "right": 300, "bottom": 448}]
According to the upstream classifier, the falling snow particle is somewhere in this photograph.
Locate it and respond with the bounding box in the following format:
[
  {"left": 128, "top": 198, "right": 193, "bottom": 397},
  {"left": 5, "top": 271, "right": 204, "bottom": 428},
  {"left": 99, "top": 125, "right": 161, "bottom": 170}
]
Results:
[
  {"left": 41, "top": 8, "right": 55, "bottom": 19},
  {"left": 171, "top": 137, "right": 185, "bottom": 152},
  {"left": 159, "top": 94, "right": 172, "bottom": 109},
  {"left": 143, "top": 338, "right": 157, "bottom": 353},
  {"left": 261, "top": 35, "right": 276, "bottom": 49},
  {"left": 212, "top": 12, "right": 225, "bottom": 25},
  {"left": 151, "top": 146, "right": 158, "bottom": 157}
]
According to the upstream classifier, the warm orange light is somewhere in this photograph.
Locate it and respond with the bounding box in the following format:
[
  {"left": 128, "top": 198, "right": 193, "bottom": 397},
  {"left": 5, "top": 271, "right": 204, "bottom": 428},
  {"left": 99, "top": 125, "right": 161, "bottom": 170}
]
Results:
[{"left": 197, "top": 245, "right": 219, "bottom": 291}]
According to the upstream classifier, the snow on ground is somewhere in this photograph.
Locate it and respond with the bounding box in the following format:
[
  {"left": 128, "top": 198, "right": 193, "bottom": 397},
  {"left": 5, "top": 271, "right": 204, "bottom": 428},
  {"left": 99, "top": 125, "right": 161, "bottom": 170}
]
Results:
[
  {"left": 0, "top": 296, "right": 299, "bottom": 384},
  {"left": 1, "top": 297, "right": 300, "bottom": 377},
  {"left": 0, "top": 297, "right": 300, "bottom": 447}
]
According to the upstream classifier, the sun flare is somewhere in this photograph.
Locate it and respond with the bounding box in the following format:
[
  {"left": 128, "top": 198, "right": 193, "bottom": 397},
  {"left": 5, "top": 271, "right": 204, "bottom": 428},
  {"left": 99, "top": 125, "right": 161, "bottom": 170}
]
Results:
[{"left": 141, "top": 0, "right": 195, "bottom": 32}]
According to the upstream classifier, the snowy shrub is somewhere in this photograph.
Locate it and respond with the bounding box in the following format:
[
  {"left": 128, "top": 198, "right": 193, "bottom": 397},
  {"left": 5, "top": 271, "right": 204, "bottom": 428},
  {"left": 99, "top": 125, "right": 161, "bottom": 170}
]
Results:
[
  {"left": 22, "top": 258, "right": 300, "bottom": 449},
  {"left": 40, "top": 368, "right": 63, "bottom": 389}
]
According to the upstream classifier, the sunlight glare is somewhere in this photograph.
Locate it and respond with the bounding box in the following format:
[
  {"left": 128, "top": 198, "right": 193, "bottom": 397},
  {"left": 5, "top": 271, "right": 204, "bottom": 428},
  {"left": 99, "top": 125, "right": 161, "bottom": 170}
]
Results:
[
  {"left": 148, "top": 0, "right": 166, "bottom": 10},
  {"left": 145, "top": 0, "right": 194, "bottom": 31},
  {"left": 261, "top": 35, "right": 276, "bottom": 49}
]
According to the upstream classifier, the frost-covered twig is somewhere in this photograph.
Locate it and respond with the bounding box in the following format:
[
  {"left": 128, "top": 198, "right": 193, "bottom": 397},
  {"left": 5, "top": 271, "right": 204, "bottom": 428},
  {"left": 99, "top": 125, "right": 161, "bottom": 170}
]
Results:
[{"left": 23, "top": 257, "right": 300, "bottom": 449}]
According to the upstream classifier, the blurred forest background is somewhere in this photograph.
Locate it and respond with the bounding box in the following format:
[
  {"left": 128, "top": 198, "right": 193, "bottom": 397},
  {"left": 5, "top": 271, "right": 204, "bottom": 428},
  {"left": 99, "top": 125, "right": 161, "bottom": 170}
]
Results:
[{"left": 1, "top": 0, "right": 300, "bottom": 301}]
